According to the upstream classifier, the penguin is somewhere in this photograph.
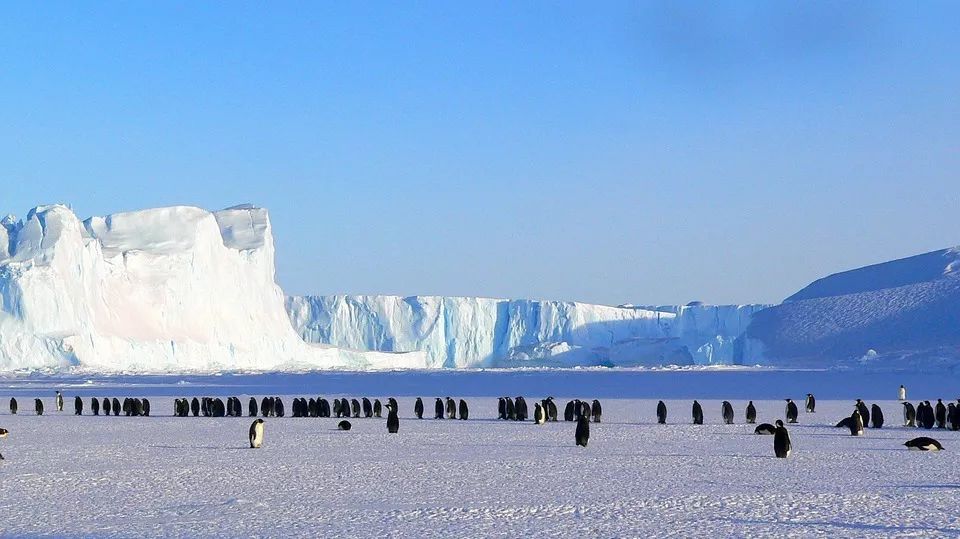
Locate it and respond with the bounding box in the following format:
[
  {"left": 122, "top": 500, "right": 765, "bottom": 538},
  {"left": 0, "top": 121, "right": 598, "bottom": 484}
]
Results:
[
  {"left": 773, "top": 420, "right": 791, "bottom": 458},
  {"left": 591, "top": 400, "right": 602, "bottom": 423},
  {"left": 386, "top": 403, "right": 400, "bottom": 434},
  {"left": 134, "top": 399, "right": 144, "bottom": 417},
  {"left": 575, "top": 414, "right": 590, "bottom": 447},
  {"left": 785, "top": 399, "right": 799, "bottom": 424},
  {"left": 904, "top": 436, "right": 943, "bottom": 451},
  {"left": 656, "top": 400, "right": 667, "bottom": 424},
  {"left": 55, "top": 391, "right": 63, "bottom": 412},
  {"left": 855, "top": 399, "right": 870, "bottom": 427},
  {"left": 754, "top": 423, "right": 776, "bottom": 435},
  {"left": 191, "top": 397, "right": 200, "bottom": 417},
  {"left": 498, "top": 397, "right": 506, "bottom": 420},
  {"left": 805, "top": 393, "right": 816, "bottom": 413},
  {"left": 534, "top": 402, "right": 546, "bottom": 425},
  {"left": 74, "top": 396, "right": 83, "bottom": 415},
  {"left": 745, "top": 401, "right": 756, "bottom": 424},
  {"left": 898, "top": 384, "right": 906, "bottom": 401},
  {"left": 213, "top": 398, "right": 225, "bottom": 418},
  {"left": 388, "top": 397, "right": 398, "bottom": 414},
  {"left": 414, "top": 397, "right": 424, "bottom": 419},
  {"left": 274, "top": 398, "right": 285, "bottom": 417},
  {"left": 547, "top": 399, "right": 558, "bottom": 422},
  {"left": 515, "top": 397, "right": 528, "bottom": 421},
  {"left": 362, "top": 398, "right": 373, "bottom": 418},
  {"left": 458, "top": 399, "right": 469, "bottom": 420},
  {"left": 142, "top": 398, "right": 150, "bottom": 417},
  {"left": 935, "top": 399, "right": 946, "bottom": 429},
  {"left": 0, "top": 427, "right": 7, "bottom": 459},
  {"left": 835, "top": 416, "right": 854, "bottom": 429},
  {"left": 579, "top": 401, "right": 590, "bottom": 422},
  {"left": 333, "top": 398, "right": 342, "bottom": 418},
  {"left": 9, "top": 398, "right": 16, "bottom": 415},
  {"left": 373, "top": 399, "right": 382, "bottom": 418},
  {"left": 948, "top": 403, "right": 959, "bottom": 431},
  {"left": 103, "top": 397, "right": 111, "bottom": 416},
  {"left": 249, "top": 418, "right": 265, "bottom": 448},
  {"left": 692, "top": 400, "right": 704, "bottom": 425},
  {"left": 446, "top": 397, "right": 456, "bottom": 419},
  {"left": 34, "top": 398, "right": 44, "bottom": 416},
  {"left": 504, "top": 397, "right": 515, "bottom": 420},
  {"left": 902, "top": 402, "right": 917, "bottom": 427},
  {"left": 349, "top": 399, "right": 360, "bottom": 418},
  {"left": 123, "top": 398, "right": 133, "bottom": 417},
  {"left": 921, "top": 401, "right": 935, "bottom": 429},
  {"left": 112, "top": 397, "right": 121, "bottom": 416},
  {"left": 849, "top": 410, "right": 864, "bottom": 436},
  {"left": 340, "top": 398, "right": 350, "bottom": 418},
  {"left": 870, "top": 404, "right": 884, "bottom": 429},
  {"left": 721, "top": 401, "right": 734, "bottom": 425},
  {"left": 249, "top": 397, "right": 258, "bottom": 417},
  {"left": 261, "top": 397, "right": 272, "bottom": 417},
  {"left": 337, "top": 420, "right": 352, "bottom": 431},
  {"left": 435, "top": 398, "right": 444, "bottom": 419},
  {"left": 91, "top": 397, "right": 100, "bottom": 416},
  {"left": 564, "top": 401, "right": 575, "bottom": 422}
]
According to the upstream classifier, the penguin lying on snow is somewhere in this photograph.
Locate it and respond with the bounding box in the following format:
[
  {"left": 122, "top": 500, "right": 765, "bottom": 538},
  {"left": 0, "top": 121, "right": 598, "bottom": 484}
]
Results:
[
  {"left": 904, "top": 437, "right": 944, "bottom": 451},
  {"left": 338, "top": 420, "right": 352, "bottom": 431},
  {"left": 754, "top": 423, "right": 776, "bottom": 435}
]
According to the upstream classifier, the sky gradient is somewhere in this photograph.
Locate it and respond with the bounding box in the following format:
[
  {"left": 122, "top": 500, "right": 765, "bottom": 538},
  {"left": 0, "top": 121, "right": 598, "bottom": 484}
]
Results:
[{"left": 2, "top": 2, "right": 958, "bottom": 306}]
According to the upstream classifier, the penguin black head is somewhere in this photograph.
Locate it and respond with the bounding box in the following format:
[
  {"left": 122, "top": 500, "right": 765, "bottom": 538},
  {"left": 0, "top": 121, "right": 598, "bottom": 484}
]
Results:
[
  {"left": 775, "top": 420, "right": 784, "bottom": 427},
  {"left": 785, "top": 398, "right": 791, "bottom": 402},
  {"left": 254, "top": 418, "right": 264, "bottom": 425}
]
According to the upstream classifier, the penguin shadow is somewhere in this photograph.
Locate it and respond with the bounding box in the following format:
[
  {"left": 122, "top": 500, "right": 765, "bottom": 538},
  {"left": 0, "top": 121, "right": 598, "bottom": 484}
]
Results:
[
  {"left": 149, "top": 444, "right": 247, "bottom": 451},
  {"left": 710, "top": 517, "right": 955, "bottom": 534}
]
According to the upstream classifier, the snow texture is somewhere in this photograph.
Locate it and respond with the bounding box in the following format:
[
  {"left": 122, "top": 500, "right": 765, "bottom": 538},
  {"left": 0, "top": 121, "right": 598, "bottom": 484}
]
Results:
[
  {"left": 0, "top": 371, "right": 957, "bottom": 538},
  {"left": 286, "top": 296, "right": 766, "bottom": 368},
  {"left": 742, "top": 246, "right": 960, "bottom": 368},
  {"left": 0, "top": 205, "right": 427, "bottom": 372}
]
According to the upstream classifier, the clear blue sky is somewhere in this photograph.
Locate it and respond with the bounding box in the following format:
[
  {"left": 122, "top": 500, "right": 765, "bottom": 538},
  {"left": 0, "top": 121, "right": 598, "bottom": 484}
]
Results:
[{"left": 2, "top": 2, "right": 958, "bottom": 306}]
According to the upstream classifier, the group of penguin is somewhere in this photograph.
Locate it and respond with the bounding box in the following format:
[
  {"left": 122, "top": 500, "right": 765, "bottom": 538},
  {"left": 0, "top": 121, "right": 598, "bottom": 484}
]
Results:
[{"left": 8, "top": 392, "right": 151, "bottom": 418}]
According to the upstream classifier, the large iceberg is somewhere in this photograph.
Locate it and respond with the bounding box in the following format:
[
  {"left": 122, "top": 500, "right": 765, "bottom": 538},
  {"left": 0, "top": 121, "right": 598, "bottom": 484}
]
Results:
[
  {"left": 286, "top": 295, "right": 767, "bottom": 368},
  {"left": 0, "top": 204, "right": 427, "bottom": 372}
]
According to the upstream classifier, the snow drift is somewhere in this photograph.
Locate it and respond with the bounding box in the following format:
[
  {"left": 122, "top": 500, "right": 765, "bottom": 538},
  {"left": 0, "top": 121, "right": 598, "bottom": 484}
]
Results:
[
  {"left": 0, "top": 204, "right": 426, "bottom": 372},
  {"left": 286, "top": 295, "right": 766, "bottom": 368},
  {"left": 740, "top": 246, "right": 960, "bottom": 367}
]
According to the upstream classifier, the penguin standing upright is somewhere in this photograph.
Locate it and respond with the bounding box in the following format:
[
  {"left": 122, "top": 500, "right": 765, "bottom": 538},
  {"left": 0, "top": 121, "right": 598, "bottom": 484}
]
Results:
[
  {"left": 898, "top": 385, "right": 906, "bottom": 401},
  {"left": 350, "top": 399, "right": 361, "bottom": 418},
  {"left": 902, "top": 402, "right": 916, "bottom": 427},
  {"left": 446, "top": 398, "right": 456, "bottom": 419},
  {"left": 458, "top": 399, "right": 469, "bottom": 420},
  {"left": 362, "top": 398, "right": 373, "bottom": 418},
  {"left": 564, "top": 401, "right": 575, "bottom": 422},
  {"left": 805, "top": 394, "right": 816, "bottom": 413},
  {"left": 773, "top": 420, "right": 791, "bottom": 458},
  {"left": 55, "top": 391, "right": 63, "bottom": 412},
  {"left": 498, "top": 398, "right": 506, "bottom": 420},
  {"left": 274, "top": 398, "right": 285, "bottom": 417},
  {"left": 103, "top": 398, "right": 111, "bottom": 416},
  {"left": 434, "top": 398, "right": 444, "bottom": 419},
  {"left": 591, "top": 400, "right": 602, "bottom": 423},
  {"left": 35, "top": 399, "right": 44, "bottom": 416},
  {"left": 249, "top": 418, "right": 265, "bottom": 448},
  {"left": 534, "top": 402, "right": 546, "bottom": 425},
  {"left": 373, "top": 399, "right": 382, "bottom": 418},
  {"left": 785, "top": 399, "right": 799, "bottom": 423},
  {"left": 721, "top": 401, "right": 734, "bottom": 424},
  {"left": 386, "top": 403, "right": 400, "bottom": 434},
  {"left": 191, "top": 397, "right": 200, "bottom": 417},
  {"left": 111, "top": 398, "right": 120, "bottom": 416},
  {"left": 656, "top": 400, "right": 667, "bottom": 424},
  {"left": 871, "top": 404, "right": 884, "bottom": 429},
  {"left": 935, "top": 399, "right": 947, "bottom": 429},
  {"left": 91, "top": 397, "right": 100, "bottom": 416},
  {"left": 248, "top": 397, "right": 258, "bottom": 417},
  {"left": 692, "top": 401, "right": 703, "bottom": 425},
  {"left": 855, "top": 400, "right": 870, "bottom": 427},
  {"left": 850, "top": 410, "right": 864, "bottom": 436},
  {"left": 745, "top": 401, "right": 757, "bottom": 424},
  {"left": 547, "top": 399, "right": 558, "bottom": 422},
  {"left": 74, "top": 396, "right": 83, "bottom": 415},
  {"left": 142, "top": 398, "right": 151, "bottom": 417},
  {"left": 948, "top": 403, "right": 959, "bottom": 431},
  {"left": 414, "top": 397, "right": 424, "bottom": 419},
  {"left": 921, "top": 401, "right": 936, "bottom": 429},
  {"left": 575, "top": 414, "right": 590, "bottom": 447},
  {"left": 9, "top": 398, "right": 16, "bottom": 415},
  {"left": 515, "top": 397, "right": 528, "bottom": 421}
]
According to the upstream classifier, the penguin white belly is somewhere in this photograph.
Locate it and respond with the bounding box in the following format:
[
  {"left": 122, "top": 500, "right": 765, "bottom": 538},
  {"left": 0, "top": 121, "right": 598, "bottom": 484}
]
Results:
[{"left": 251, "top": 423, "right": 264, "bottom": 448}]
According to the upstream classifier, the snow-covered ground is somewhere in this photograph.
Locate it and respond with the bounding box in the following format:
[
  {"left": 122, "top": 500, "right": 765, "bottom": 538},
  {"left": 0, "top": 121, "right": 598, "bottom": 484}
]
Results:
[{"left": 0, "top": 371, "right": 957, "bottom": 537}]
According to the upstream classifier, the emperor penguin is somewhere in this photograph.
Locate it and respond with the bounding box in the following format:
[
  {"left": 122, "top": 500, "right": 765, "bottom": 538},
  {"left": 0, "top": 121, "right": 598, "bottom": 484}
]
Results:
[
  {"left": 103, "top": 397, "right": 111, "bottom": 416},
  {"left": 386, "top": 403, "right": 400, "bottom": 434},
  {"left": 458, "top": 399, "right": 469, "bottom": 420},
  {"left": 249, "top": 418, "right": 265, "bottom": 448},
  {"left": 74, "top": 396, "right": 83, "bottom": 415},
  {"left": 692, "top": 400, "right": 704, "bottom": 425},
  {"left": 0, "top": 427, "right": 7, "bottom": 460},
  {"left": 504, "top": 397, "right": 515, "bottom": 421},
  {"left": 142, "top": 398, "right": 151, "bottom": 417},
  {"left": 338, "top": 420, "right": 352, "bottom": 431},
  {"left": 785, "top": 399, "right": 799, "bottom": 424},
  {"left": 922, "top": 401, "right": 936, "bottom": 429},
  {"left": 91, "top": 397, "right": 100, "bottom": 416},
  {"left": 935, "top": 399, "right": 946, "bottom": 429},
  {"left": 721, "top": 401, "right": 734, "bottom": 424},
  {"left": 850, "top": 410, "right": 864, "bottom": 436},
  {"left": 248, "top": 397, "right": 258, "bottom": 417},
  {"left": 903, "top": 402, "right": 917, "bottom": 427},
  {"left": 870, "top": 404, "right": 884, "bottom": 429},
  {"left": 373, "top": 399, "right": 382, "bottom": 418},
  {"left": 388, "top": 397, "right": 399, "bottom": 413},
  {"left": 855, "top": 399, "right": 870, "bottom": 426},
  {"left": 112, "top": 397, "right": 120, "bottom": 416},
  {"left": 745, "top": 401, "right": 757, "bottom": 424},
  {"left": 9, "top": 397, "right": 17, "bottom": 415},
  {"left": 362, "top": 398, "right": 373, "bottom": 418},
  {"left": 754, "top": 423, "right": 776, "bottom": 435},
  {"left": 773, "top": 420, "right": 791, "bottom": 458},
  {"left": 414, "top": 397, "right": 424, "bottom": 419},
  {"left": 898, "top": 384, "right": 906, "bottom": 401},
  {"left": 564, "top": 401, "right": 575, "bottom": 422},
  {"left": 579, "top": 401, "right": 591, "bottom": 422},
  {"left": 191, "top": 397, "right": 200, "bottom": 417},
  {"left": 274, "top": 397, "right": 285, "bottom": 418},
  {"left": 55, "top": 391, "right": 63, "bottom": 412},
  {"left": 446, "top": 397, "right": 456, "bottom": 419},
  {"left": 261, "top": 397, "right": 272, "bottom": 417},
  {"left": 805, "top": 393, "right": 816, "bottom": 413},
  {"left": 947, "top": 403, "right": 958, "bottom": 431},
  {"left": 575, "top": 414, "right": 590, "bottom": 447},
  {"left": 534, "top": 402, "right": 546, "bottom": 425},
  {"left": 497, "top": 397, "right": 506, "bottom": 420},
  {"left": 547, "top": 399, "right": 558, "bottom": 422},
  {"left": 34, "top": 398, "right": 44, "bottom": 416},
  {"left": 435, "top": 398, "right": 444, "bottom": 419},
  {"left": 350, "top": 399, "right": 361, "bottom": 418},
  {"left": 515, "top": 397, "right": 528, "bottom": 421},
  {"left": 591, "top": 400, "right": 602, "bottom": 423},
  {"left": 656, "top": 400, "right": 667, "bottom": 424},
  {"left": 904, "top": 436, "right": 944, "bottom": 451}
]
